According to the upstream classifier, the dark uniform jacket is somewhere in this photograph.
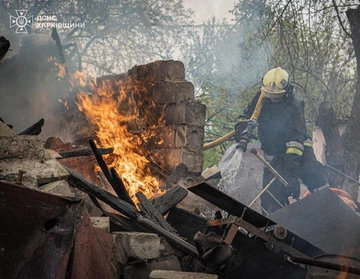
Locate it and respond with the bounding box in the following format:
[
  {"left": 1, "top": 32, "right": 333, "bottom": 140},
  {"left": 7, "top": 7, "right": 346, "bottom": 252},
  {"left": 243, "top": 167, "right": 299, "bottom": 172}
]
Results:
[
  {"left": 240, "top": 88, "right": 327, "bottom": 208},
  {"left": 243, "top": 89, "right": 308, "bottom": 157}
]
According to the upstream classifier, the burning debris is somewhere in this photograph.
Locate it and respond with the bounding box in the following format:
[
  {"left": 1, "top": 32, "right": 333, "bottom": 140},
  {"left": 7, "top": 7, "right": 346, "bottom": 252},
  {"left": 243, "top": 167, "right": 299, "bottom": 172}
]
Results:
[{"left": 1, "top": 60, "right": 360, "bottom": 279}]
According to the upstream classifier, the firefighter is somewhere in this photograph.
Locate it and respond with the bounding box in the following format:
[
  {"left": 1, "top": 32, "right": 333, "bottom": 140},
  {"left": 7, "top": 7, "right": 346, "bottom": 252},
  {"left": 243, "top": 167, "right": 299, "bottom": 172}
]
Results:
[{"left": 235, "top": 67, "right": 329, "bottom": 214}]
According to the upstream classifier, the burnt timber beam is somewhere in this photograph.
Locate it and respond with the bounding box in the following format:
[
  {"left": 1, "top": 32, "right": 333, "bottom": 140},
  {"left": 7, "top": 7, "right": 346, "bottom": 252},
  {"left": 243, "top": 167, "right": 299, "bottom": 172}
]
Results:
[
  {"left": 89, "top": 139, "right": 113, "bottom": 186},
  {"left": 151, "top": 185, "right": 188, "bottom": 216},
  {"left": 18, "top": 118, "right": 44, "bottom": 135},
  {"left": 136, "top": 191, "right": 177, "bottom": 235},
  {"left": 58, "top": 147, "right": 114, "bottom": 158},
  {"left": 63, "top": 165, "right": 200, "bottom": 259},
  {"left": 89, "top": 139, "right": 135, "bottom": 207},
  {"left": 110, "top": 168, "right": 135, "bottom": 207},
  {"left": 65, "top": 165, "right": 138, "bottom": 219}
]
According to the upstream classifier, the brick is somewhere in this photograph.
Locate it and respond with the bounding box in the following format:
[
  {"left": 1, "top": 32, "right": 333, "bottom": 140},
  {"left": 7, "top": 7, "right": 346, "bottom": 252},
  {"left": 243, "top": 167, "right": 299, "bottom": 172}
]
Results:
[
  {"left": 165, "top": 102, "right": 206, "bottom": 127},
  {"left": 149, "top": 81, "right": 194, "bottom": 104},
  {"left": 0, "top": 158, "right": 69, "bottom": 188},
  {"left": 0, "top": 135, "right": 45, "bottom": 160},
  {"left": 151, "top": 148, "right": 182, "bottom": 171},
  {"left": 90, "top": 217, "right": 110, "bottom": 233},
  {"left": 141, "top": 105, "right": 167, "bottom": 127},
  {"left": 115, "top": 232, "right": 160, "bottom": 260},
  {"left": 146, "top": 126, "right": 176, "bottom": 149},
  {"left": 175, "top": 126, "right": 204, "bottom": 150},
  {"left": 129, "top": 60, "right": 185, "bottom": 83},
  {"left": 151, "top": 148, "right": 203, "bottom": 173},
  {"left": 111, "top": 233, "right": 128, "bottom": 278},
  {"left": 39, "top": 180, "right": 75, "bottom": 197},
  {"left": 181, "top": 149, "right": 203, "bottom": 173}
]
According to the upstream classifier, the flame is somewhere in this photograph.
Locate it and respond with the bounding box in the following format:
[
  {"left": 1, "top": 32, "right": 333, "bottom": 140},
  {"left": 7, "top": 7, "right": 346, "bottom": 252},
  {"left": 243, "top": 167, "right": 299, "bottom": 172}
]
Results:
[
  {"left": 71, "top": 70, "right": 160, "bottom": 202},
  {"left": 53, "top": 62, "right": 67, "bottom": 79}
]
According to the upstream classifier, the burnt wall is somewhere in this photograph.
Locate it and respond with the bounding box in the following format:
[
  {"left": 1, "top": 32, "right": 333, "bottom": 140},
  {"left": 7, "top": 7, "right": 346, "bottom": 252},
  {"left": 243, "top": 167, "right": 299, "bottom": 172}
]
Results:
[{"left": 128, "top": 60, "right": 206, "bottom": 174}]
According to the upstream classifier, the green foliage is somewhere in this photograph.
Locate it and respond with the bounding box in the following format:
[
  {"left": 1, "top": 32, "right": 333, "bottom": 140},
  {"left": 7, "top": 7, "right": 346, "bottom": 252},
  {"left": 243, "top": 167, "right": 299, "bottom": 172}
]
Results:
[
  {"left": 178, "top": 15, "right": 275, "bottom": 168},
  {"left": 0, "top": 0, "right": 195, "bottom": 74},
  {"left": 183, "top": 0, "right": 357, "bottom": 170},
  {"left": 2, "top": 0, "right": 358, "bottom": 172}
]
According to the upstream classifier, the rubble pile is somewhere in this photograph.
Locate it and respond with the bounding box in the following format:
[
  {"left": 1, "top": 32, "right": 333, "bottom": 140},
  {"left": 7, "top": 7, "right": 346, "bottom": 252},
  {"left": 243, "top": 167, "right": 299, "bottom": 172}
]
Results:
[
  {"left": 0, "top": 120, "right": 219, "bottom": 278},
  {"left": 2, "top": 59, "right": 360, "bottom": 279}
]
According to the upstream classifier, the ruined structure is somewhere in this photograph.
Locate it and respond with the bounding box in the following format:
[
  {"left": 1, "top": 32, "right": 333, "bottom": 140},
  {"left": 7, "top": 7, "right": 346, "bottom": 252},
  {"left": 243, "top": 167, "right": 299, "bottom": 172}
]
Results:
[{"left": 2, "top": 59, "right": 360, "bottom": 279}]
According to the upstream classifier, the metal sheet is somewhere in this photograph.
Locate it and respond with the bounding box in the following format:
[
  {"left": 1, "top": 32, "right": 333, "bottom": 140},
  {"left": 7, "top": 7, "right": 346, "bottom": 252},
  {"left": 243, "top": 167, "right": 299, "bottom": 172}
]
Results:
[
  {"left": 188, "top": 181, "right": 274, "bottom": 228},
  {"left": 268, "top": 187, "right": 360, "bottom": 259},
  {"left": 188, "top": 181, "right": 324, "bottom": 258},
  {"left": 0, "top": 181, "right": 113, "bottom": 279}
]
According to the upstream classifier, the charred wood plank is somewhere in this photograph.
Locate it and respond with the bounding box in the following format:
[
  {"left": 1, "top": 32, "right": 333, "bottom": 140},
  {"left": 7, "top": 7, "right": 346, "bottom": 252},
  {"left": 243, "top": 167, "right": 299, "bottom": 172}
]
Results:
[
  {"left": 151, "top": 186, "right": 188, "bottom": 216},
  {"left": 135, "top": 203, "right": 159, "bottom": 225},
  {"left": 107, "top": 212, "right": 150, "bottom": 233},
  {"left": 64, "top": 165, "right": 199, "bottom": 258},
  {"left": 110, "top": 168, "right": 136, "bottom": 207},
  {"left": 136, "top": 191, "right": 177, "bottom": 235},
  {"left": 89, "top": 139, "right": 113, "bottom": 185},
  {"left": 19, "top": 118, "right": 44, "bottom": 135},
  {"left": 58, "top": 147, "right": 113, "bottom": 158},
  {"left": 89, "top": 139, "right": 134, "bottom": 206},
  {"left": 64, "top": 165, "right": 138, "bottom": 219},
  {"left": 88, "top": 193, "right": 105, "bottom": 213}
]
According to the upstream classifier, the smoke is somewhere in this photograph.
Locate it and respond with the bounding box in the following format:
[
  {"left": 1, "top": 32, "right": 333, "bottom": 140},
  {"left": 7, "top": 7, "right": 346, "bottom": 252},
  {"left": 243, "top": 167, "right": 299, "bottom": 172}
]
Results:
[
  {"left": 0, "top": 34, "right": 73, "bottom": 140},
  {"left": 0, "top": 0, "right": 274, "bottom": 142}
]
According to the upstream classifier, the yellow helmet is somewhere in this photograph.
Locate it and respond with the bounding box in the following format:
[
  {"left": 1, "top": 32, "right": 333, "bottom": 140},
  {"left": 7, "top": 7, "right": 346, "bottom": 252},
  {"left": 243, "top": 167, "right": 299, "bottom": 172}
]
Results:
[{"left": 262, "top": 67, "right": 289, "bottom": 98}]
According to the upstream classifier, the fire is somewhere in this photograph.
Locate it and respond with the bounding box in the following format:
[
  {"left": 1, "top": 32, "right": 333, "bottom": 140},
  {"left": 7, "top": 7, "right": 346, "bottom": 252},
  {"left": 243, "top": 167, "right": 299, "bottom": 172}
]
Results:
[{"left": 69, "top": 69, "right": 160, "bottom": 202}]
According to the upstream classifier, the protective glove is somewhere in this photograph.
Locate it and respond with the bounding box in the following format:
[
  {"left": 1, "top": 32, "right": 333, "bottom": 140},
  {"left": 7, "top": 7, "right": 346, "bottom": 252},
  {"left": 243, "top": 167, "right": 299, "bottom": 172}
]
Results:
[
  {"left": 284, "top": 176, "right": 300, "bottom": 199},
  {"left": 236, "top": 119, "right": 258, "bottom": 151},
  {"left": 234, "top": 120, "right": 248, "bottom": 143}
]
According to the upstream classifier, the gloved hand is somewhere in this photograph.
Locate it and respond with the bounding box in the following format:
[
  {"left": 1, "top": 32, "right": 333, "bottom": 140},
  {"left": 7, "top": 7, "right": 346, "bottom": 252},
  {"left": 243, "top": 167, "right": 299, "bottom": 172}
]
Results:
[
  {"left": 236, "top": 119, "right": 258, "bottom": 151},
  {"left": 284, "top": 176, "right": 300, "bottom": 199},
  {"left": 234, "top": 121, "right": 248, "bottom": 143},
  {"left": 240, "top": 126, "right": 258, "bottom": 141}
]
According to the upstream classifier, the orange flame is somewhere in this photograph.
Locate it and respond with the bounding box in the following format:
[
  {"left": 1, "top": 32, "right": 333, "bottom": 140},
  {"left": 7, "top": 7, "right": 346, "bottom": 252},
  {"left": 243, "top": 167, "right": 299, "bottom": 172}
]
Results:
[{"left": 71, "top": 70, "right": 160, "bottom": 202}]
